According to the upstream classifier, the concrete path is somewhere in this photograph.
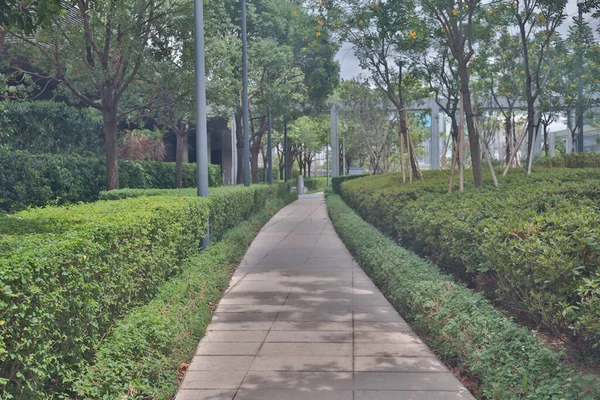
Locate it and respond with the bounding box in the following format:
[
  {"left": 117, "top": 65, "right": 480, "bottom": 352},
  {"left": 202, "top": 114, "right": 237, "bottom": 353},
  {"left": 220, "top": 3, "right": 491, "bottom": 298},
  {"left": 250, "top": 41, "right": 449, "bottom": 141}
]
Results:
[{"left": 176, "top": 195, "right": 474, "bottom": 400}]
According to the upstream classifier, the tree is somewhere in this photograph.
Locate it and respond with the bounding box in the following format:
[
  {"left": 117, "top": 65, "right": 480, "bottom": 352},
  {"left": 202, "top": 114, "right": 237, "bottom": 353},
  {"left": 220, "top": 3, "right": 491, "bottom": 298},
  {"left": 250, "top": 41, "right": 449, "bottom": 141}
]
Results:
[
  {"left": 420, "top": 0, "right": 490, "bottom": 187},
  {"left": 506, "top": 0, "right": 566, "bottom": 171},
  {"left": 6, "top": 0, "right": 183, "bottom": 189},
  {"left": 475, "top": 30, "right": 525, "bottom": 166},
  {"left": 289, "top": 115, "right": 329, "bottom": 177},
  {"left": 338, "top": 79, "right": 396, "bottom": 174},
  {"left": 332, "top": 0, "right": 427, "bottom": 179}
]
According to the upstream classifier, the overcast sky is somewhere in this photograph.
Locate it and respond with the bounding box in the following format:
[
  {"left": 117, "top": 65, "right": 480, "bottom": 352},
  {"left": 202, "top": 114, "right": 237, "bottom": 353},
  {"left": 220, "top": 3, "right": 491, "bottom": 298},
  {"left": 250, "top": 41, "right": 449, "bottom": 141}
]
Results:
[{"left": 335, "top": 0, "right": 599, "bottom": 80}]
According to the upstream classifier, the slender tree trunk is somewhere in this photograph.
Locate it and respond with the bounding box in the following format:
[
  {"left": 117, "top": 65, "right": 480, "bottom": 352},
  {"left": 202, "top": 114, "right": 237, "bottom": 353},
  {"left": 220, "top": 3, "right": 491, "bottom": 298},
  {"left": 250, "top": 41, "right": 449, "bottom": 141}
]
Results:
[
  {"left": 458, "top": 67, "right": 483, "bottom": 187},
  {"left": 505, "top": 113, "right": 512, "bottom": 166},
  {"left": 103, "top": 109, "right": 119, "bottom": 190},
  {"left": 235, "top": 111, "right": 244, "bottom": 184},
  {"left": 175, "top": 132, "right": 185, "bottom": 188}
]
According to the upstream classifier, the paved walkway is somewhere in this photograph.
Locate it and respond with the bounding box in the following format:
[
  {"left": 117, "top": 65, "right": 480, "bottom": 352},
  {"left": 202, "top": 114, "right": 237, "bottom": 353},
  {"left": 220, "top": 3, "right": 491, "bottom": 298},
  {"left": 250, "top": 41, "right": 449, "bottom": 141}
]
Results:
[{"left": 176, "top": 195, "right": 474, "bottom": 400}]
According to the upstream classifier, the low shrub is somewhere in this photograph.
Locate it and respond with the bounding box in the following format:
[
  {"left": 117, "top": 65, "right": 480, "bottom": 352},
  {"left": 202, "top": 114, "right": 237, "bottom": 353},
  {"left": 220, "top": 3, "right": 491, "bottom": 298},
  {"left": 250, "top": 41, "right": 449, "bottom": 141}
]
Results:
[
  {"left": 0, "top": 151, "right": 222, "bottom": 211},
  {"left": 304, "top": 177, "right": 328, "bottom": 191},
  {"left": 327, "top": 194, "right": 599, "bottom": 399},
  {"left": 0, "top": 184, "right": 292, "bottom": 398},
  {"left": 73, "top": 196, "right": 293, "bottom": 399},
  {"left": 339, "top": 168, "right": 600, "bottom": 351},
  {"left": 331, "top": 174, "right": 369, "bottom": 194},
  {"left": 536, "top": 153, "right": 600, "bottom": 168}
]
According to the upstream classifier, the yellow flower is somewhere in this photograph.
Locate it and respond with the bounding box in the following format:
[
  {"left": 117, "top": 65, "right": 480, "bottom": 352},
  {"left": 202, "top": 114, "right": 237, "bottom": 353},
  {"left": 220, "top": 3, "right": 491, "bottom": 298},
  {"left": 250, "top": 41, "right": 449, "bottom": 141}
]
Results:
[
  {"left": 567, "top": 95, "right": 573, "bottom": 100},
  {"left": 317, "top": 17, "right": 324, "bottom": 25},
  {"left": 409, "top": 29, "right": 417, "bottom": 39},
  {"left": 302, "top": 47, "right": 307, "bottom": 52},
  {"left": 452, "top": 9, "right": 459, "bottom": 16},
  {"left": 337, "top": 20, "right": 342, "bottom": 25},
  {"left": 543, "top": 65, "right": 549, "bottom": 71},
  {"left": 521, "top": 71, "right": 525, "bottom": 75},
  {"left": 316, "top": 31, "right": 321, "bottom": 37},
  {"left": 570, "top": 83, "right": 577, "bottom": 88},
  {"left": 358, "top": 19, "right": 365, "bottom": 25},
  {"left": 581, "top": 74, "right": 586, "bottom": 78},
  {"left": 292, "top": 10, "right": 297, "bottom": 17},
  {"left": 318, "top": 0, "right": 324, "bottom": 6},
  {"left": 506, "top": 92, "right": 511, "bottom": 97}
]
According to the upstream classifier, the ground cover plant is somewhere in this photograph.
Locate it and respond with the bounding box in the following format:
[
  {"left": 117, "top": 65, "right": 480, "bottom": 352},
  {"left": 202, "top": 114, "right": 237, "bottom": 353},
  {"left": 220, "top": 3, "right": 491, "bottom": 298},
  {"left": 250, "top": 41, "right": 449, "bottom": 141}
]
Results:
[
  {"left": 338, "top": 167, "right": 600, "bottom": 359},
  {"left": 0, "top": 184, "right": 293, "bottom": 398},
  {"left": 0, "top": 150, "right": 222, "bottom": 212},
  {"left": 327, "top": 194, "right": 600, "bottom": 399}
]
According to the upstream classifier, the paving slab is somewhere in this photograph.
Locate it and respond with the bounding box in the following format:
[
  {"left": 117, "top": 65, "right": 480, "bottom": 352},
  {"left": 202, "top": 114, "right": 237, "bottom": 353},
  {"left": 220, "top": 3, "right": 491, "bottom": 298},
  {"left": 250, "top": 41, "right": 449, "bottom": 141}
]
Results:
[{"left": 175, "top": 195, "right": 475, "bottom": 400}]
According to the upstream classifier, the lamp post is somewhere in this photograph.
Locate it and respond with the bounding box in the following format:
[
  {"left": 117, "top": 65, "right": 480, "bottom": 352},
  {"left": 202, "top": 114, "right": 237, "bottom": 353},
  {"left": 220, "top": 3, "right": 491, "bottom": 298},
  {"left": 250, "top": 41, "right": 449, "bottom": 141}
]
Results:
[
  {"left": 194, "top": 0, "right": 209, "bottom": 248},
  {"left": 241, "top": 0, "right": 250, "bottom": 186},
  {"left": 576, "top": 0, "right": 585, "bottom": 153},
  {"left": 267, "top": 72, "right": 273, "bottom": 185}
]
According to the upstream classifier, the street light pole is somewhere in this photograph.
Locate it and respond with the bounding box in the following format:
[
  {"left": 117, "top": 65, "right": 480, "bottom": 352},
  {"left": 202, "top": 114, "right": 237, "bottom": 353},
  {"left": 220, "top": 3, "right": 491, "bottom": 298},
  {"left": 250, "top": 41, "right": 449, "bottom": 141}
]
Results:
[
  {"left": 194, "top": 0, "right": 209, "bottom": 248},
  {"left": 241, "top": 0, "right": 250, "bottom": 186},
  {"left": 576, "top": 0, "right": 585, "bottom": 153},
  {"left": 284, "top": 121, "right": 288, "bottom": 182},
  {"left": 267, "top": 74, "right": 273, "bottom": 185}
]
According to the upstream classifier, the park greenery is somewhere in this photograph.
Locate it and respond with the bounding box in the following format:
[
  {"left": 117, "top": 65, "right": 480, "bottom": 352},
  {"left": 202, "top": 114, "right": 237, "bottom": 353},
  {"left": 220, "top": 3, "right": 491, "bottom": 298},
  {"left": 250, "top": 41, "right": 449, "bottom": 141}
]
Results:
[{"left": 2, "top": 0, "right": 600, "bottom": 399}]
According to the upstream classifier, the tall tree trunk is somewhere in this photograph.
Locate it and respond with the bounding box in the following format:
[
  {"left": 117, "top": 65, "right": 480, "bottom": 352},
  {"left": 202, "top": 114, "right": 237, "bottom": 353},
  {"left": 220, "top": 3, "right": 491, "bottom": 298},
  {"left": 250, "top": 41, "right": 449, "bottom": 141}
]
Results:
[
  {"left": 458, "top": 67, "right": 483, "bottom": 187},
  {"left": 175, "top": 132, "right": 185, "bottom": 188},
  {"left": 235, "top": 111, "right": 244, "bottom": 184},
  {"left": 504, "top": 113, "right": 512, "bottom": 166},
  {"left": 103, "top": 109, "right": 119, "bottom": 190}
]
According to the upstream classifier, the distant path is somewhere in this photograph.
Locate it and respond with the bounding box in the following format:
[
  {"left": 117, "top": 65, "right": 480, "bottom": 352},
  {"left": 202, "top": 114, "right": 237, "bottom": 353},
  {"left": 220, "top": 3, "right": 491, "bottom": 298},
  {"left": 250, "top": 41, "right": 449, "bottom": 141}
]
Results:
[{"left": 176, "top": 194, "right": 474, "bottom": 400}]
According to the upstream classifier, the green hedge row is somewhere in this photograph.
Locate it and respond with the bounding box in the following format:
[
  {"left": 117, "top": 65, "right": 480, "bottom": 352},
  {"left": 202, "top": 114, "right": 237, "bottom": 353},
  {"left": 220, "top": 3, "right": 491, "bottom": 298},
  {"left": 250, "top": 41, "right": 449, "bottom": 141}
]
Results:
[
  {"left": 304, "top": 177, "right": 328, "bottom": 191},
  {"left": 536, "top": 153, "right": 600, "bottom": 168},
  {"left": 327, "top": 194, "right": 599, "bottom": 399},
  {"left": 331, "top": 174, "right": 369, "bottom": 194},
  {"left": 0, "top": 184, "right": 291, "bottom": 398},
  {"left": 0, "top": 151, "right": 222, "bottom": 211},
  {"left": 73, "top": 195, "right": 294, "bottom": 399},
  {"left": 339, "top": 168, "right": 600, "bottom": 352}
]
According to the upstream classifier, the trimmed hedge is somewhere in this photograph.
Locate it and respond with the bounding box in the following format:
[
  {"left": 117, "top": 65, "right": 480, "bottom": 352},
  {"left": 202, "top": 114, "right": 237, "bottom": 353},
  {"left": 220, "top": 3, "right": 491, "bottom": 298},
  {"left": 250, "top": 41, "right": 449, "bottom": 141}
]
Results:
[
  {"left": 536, "top": 153, "right": 600, "bottom": 168},
  {"left": 73, "top": 195, "right": 294, "bottom": 399},
  {"left": 339, "top": 169, "right": 600, "bottom": 352},
  {"left": 304, "top": 177, "right": 328, "bottom": 191},
  {"left": 0, "top": 184, "right": 291, "bottom": 398},
  {"left": 0, "top": 151, "right": 222, "bottom": 211},
  {"left": 331, "top": 174, "right": 369, "bottom": 194},
  {"left": 327, "top": 194, "right": 599, "bottom": 399}
]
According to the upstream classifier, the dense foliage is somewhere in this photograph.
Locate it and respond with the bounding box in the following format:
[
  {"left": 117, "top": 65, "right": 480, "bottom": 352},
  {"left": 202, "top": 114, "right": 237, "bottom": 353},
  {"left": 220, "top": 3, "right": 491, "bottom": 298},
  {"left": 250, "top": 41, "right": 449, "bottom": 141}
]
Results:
[
  {"left": 327, "top": 194, "right": 599, "bottom": 399},
  {"left": 339, "top": 169, "right": 600, "bottom": 353},
  {"left": 303, "top": 176, "right": 328, "bottom": 191},
  {"left": 0, "top": 151, "right": 222, "bottom": 211},
  {"left": 73, "top": 194, "right": 295, "bottom": 399},
  {"left": 0, "top": 184, "right": 291, "bottom": 397},
  {"left": 331, "top": 174, "right": 368, "bottom": 194},
  {"left": 0, "top": 102, "right": 104, "bottom": 155}
]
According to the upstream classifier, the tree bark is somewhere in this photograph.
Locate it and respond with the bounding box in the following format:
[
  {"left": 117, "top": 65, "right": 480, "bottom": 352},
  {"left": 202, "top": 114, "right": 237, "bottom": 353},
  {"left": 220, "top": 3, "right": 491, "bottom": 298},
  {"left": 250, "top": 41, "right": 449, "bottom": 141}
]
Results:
[
  {"left": 458, "top": 67, "right": 483, "bottom": 187},
  {"left": 103, "top": 109, "right": 120, "bottom": 190}
]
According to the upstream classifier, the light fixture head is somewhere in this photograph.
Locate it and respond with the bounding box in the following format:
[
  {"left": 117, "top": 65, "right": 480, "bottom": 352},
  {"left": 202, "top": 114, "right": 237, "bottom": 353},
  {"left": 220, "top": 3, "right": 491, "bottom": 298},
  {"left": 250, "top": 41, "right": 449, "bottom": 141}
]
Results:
[{"left": 577, "top": 0, "right": 584, "bottom": 6}]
